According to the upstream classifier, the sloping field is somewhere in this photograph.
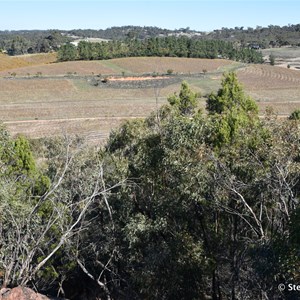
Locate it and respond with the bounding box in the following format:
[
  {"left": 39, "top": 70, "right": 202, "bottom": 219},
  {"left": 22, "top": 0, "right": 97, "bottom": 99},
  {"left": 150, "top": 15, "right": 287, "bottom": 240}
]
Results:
[
  {"left": 0, "top": 56, "right": 234, "bottom": 77},
  {"left": 260, "top": 47, "right": 300, "bottom": 70},
  {"left": 0, "top": 78, "right": 75, "bottom": 103},
  {"left": 237, "top": 64, "right": 300, "bottom": 89},
  {"left": 1, "top": 56, "right": 300, "bottom": 143},
  {"left": 0, "top": 78, "right": 73, "bottom": 92},
  {"left": 0, "top": 53, "right": 56, "bottom": 72},
  {"left": 109, "top": 57, "right": 232, "bottom": 74},
  {"left": 14, "top": 53, "right": 57, "bottom": 64},
  {"left": 4, "top": 117, "right": 133, "bottom": 144},
  {"left": 237, "top": 64, "right": 300, "bottom": 114},
  {"left": 0, "top": 77, "right": 182, "bottom": 104},
  {"left": 0, "top": 54, "right": 31, "bottom": 71},
  {"left": 0, "top": 60, "right": 119, "bottom": 77},
  {"left": 0, "top": 76, "right": 171, "bottom": 142},
  {"left": 260, "top": 47, "right": 300, "bottom": 59}
]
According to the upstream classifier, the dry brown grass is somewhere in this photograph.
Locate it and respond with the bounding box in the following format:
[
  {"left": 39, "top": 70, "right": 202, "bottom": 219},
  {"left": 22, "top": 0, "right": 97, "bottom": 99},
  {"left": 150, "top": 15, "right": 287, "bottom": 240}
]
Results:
[
  {"left": 108, "top": 57, "right": 232, "bottom": 74},
  {"left": 0, "top": 56, "right": 233, "bottom": 77},
  {"left": 236, "top": 64, "right": 300, "bottom": 111},
  {"left": 2, "top": 57, "right": 300, "bottom": 142},
  {"left": 0, "top": 76, "right": 168, "bottom": 141},
  {"left": 0, "top": 60, "right": 120, "bottom": 76},
  {"left": 0, "top": 53, "right": 57, "bottom": 72},
  {"left": 0, "top": 77, "right": 180, "bottom": 104},
  {"left": 14, "top": 53, "right": 57, "bottom": 64},
  {"left": 4, "top": 117, "right": 134, "bottom": 144},
  {"left": 237, "top": 64, "right": 300, "bottom": 90},
  {"left": 0, "top": 54, "right": 31, "bottom": 71},
  {"left": 0, "top": 78, "right": 73, "bottom": 92},
  {"left": 0, "top": 97, "right": 165, "bottom": 121},
  {"left": 0, "top": 78, "right": 75, "bottom": 104}
]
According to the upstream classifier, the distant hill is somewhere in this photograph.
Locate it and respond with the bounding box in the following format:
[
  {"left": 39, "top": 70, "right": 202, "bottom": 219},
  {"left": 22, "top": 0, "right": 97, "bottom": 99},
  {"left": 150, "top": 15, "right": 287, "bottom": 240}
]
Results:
[
  {"left": 63, "top": 26, "right": 203, "bottom": 40},
  {"left": 0, "top": 30, "right": 70, "bottom": 55},
  {"left": 61, "top": 24, "right": 300, "bottom": 47},
  {"left": 206, "top": 24, "right": 300, "bottom": 48},
  {"left": 1, "top": 24, "right": 300, "bottom": 56}
]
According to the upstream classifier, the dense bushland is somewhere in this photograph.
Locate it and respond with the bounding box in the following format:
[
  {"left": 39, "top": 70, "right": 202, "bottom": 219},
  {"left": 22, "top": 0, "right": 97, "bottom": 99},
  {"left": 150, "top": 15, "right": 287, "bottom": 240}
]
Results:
[
  {"left": 0, "top": 30, "right": 69, "bottom": 55},
  {"left": 57, "top": 37, "right": 264, "bottom": 64},
  {"left": 1, "top": 73, "right": 300, "bottom": 299}
]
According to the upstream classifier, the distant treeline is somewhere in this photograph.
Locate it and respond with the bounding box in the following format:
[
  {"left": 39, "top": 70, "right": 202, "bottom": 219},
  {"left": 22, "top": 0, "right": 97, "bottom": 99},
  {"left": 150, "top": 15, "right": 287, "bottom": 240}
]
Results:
[
  {"left": 0, "top": 30, "right": 70, "bottom": 55},
  {"left": 57, "top": 37, "right": 264, "bottom": 63},
  {"left": 66, "top": 24, "right": 300, "bottom": 47},
  {"left": 1, "top": 24, "right": 300, "bottom": 56},
  {"left": 66, "top": 25, "right": 193, "bottom": 40},
  {"left": 209, "top": 24, "right": 300, "bottom": 47}
]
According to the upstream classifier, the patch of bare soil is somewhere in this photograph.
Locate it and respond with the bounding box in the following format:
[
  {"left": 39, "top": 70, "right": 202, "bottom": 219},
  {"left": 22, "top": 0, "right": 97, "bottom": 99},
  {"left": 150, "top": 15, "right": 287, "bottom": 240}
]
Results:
[
  {"left": 96, "top": 75, "right": 181, "bottom": 89},
  {"left": 107, "top": 76, "right": 168, "bottom": 81}
]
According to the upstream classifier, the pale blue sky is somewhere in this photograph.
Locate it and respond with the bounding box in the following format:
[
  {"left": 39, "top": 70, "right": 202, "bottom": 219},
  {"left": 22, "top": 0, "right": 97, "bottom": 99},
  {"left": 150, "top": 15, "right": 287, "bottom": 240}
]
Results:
[{"left": 1, "top": 1, "right": 299, "bottom": 31}]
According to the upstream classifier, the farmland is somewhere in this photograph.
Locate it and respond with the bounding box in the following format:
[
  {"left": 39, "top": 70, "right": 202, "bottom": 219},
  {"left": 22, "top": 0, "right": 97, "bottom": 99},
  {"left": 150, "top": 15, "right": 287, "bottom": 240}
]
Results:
[
  {"left": 1, "top": 53, "right": 300, "bottom": 143},
  {"left": 260, "top": 47, "right": 300, "bottom": 70}
]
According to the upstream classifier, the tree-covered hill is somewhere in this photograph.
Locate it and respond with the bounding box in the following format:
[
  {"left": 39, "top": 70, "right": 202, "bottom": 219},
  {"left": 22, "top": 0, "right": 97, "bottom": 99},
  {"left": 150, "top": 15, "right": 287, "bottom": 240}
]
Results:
[
  {"left": 1, "top": 24, "right": 300, "bottom": 56},
  {"left": 0, "top": 30, "right": 70, "bottom": 55},
  {"left": 208, "top": 23, "right": 300, "bottom": 47},
  {"left": 65, "top": 24, "right": 300, "bottom": 47}
]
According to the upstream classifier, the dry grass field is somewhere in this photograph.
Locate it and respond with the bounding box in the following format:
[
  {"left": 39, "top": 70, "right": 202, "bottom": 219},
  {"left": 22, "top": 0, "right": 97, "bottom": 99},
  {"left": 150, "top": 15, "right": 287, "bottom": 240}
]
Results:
[
  {"left": 0, "top": 61, "right": 119, "bottom": 77},
  {"left": 237, "top": 64, "right": 300, "bottom": 89},
  {"left": 236, "top": 64, "right": 300, "bottom": 114},
  {"left": 260, "top": 47, "right": 300, "bottom": 70},
  {"left": 1, "top": 54, "right": 300, "bottom": 143},
  {"left": 0, "top": 56, "right": 232, "bottom": 77},
  {"left": 0, "top": 53, "right": 56, "bottom": 72},
  {"left": 14, "top": 52, "right": 57, "bottom": 64},
  {"left": 109, "top": 57, "right": 233, "bottom": 74}
]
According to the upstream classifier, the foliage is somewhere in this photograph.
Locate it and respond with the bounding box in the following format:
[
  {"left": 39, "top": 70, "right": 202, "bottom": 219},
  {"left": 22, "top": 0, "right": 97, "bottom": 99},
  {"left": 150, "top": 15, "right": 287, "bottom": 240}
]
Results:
[
  {"left": 1, "top": 24, "right": 300, "bottom": 56},
  {"left": 0, "top": 30, "right": 68, "bottom": 55},
  {"left": 167, "top": 81, "right": 199, "bottom": 115},
  {"left": 57, "top": 43, "right": 77, "bottom": 61},
  {"left": 206, "top": 72, "right": 258, "bottom": 147},
  {"left": 101, "top": 75, "right": 300, "bottom": 299},
  {"left": 269, "top": 53, "right": 275, "bottom": 65},
  {"left": 2, "top": 74, "right": 300, "bottom": 299},
  {"left": 289, "top": 109, "right": 300, "bottom": 120},
  {"left": 57, "top": 37, "right": 264, "bottom": 64}
]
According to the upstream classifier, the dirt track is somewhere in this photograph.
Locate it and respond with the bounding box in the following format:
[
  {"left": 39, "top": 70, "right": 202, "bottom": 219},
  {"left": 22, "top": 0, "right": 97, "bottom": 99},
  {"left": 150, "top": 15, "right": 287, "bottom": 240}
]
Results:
[{"left": 3, "top": 116, "right": 142, "bottom": 124}]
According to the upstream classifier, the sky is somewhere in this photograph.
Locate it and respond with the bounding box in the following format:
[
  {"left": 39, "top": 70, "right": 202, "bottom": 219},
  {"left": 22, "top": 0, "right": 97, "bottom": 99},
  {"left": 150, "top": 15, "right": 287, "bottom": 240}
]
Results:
[{"left": 1, "top": 0, "right": 299, "bottom": 31}]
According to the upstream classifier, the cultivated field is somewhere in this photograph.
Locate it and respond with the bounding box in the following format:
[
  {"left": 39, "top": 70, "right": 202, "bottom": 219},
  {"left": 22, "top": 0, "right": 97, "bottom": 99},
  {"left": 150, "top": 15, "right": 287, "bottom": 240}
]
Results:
[
  {"left": 1, "top": 54, "right": 300, "bottom": 143},
  {"left": 0, "top": 60, "right": 119, "bottom": 77},
  {"left": 0, "top": 57, "right": 233, "bottom": 77},
  {"left": 237, "top": 64, "right": 300, "bottom": 114},
  {"left": 107, "top": 57, "right": 233, "bottom": 74},
  {"left": 260, "top": 47, "right": 300, "bottom": 70}
]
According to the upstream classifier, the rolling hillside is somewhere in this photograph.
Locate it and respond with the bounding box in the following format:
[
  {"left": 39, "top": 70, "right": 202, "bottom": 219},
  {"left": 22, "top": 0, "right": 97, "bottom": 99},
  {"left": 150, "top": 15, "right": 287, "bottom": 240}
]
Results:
[
  {"left": 0, "top": 52, "right": 56, "bottom": 72},
  {"left": 1, "top": 54, "right": 300, "bottom": 143}
]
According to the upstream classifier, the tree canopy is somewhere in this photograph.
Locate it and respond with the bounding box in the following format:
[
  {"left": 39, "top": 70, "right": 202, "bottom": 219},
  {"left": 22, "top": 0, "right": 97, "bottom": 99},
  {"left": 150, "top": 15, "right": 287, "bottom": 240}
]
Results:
[{"left": 57, "top": 37, "right": 264, "bottom": 64}]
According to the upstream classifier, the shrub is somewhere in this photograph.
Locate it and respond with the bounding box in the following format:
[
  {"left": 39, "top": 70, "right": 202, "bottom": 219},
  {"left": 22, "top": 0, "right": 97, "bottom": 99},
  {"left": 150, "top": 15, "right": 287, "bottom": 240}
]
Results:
[
  {"left": 269, "top": 53, "right": 275, "bottom": 66},
  {"left": 289, "top": 109, "right": 300, "bottom": 120},
  {"left": 166, "top": 69, "right": 174, "bottom": 75}
]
